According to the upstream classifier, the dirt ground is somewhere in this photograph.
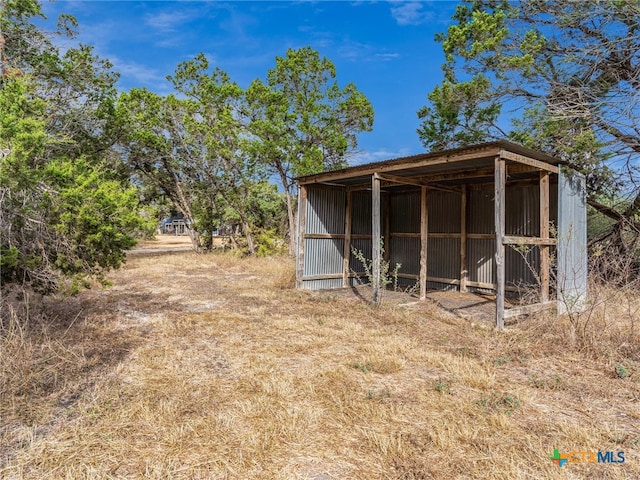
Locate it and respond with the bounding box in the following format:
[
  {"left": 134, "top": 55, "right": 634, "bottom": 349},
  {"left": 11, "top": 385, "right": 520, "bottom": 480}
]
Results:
[{"left": 1, "top": 240, "right": 639, "bottom": 479}]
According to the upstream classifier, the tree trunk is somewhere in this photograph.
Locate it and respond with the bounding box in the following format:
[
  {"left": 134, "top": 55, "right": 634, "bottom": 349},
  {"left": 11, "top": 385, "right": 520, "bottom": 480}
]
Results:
[
  {"left": 284, "top": 187, "right": 296, "bottom": 256},
  {"left": 243, "top": 219, "right": 255, "bottom": 255},
  {"left": 274, "top": 163, "right": 296, "bottom": 256}
]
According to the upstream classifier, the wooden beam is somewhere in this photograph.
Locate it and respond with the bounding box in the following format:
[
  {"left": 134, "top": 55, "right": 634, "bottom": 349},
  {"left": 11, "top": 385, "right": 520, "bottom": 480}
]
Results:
[
  {"left": 304, "top": 233, "right": 371, "bottom": 240},
  {"left": 304, "top": 233, "right": 345, "bottom": 239},
  {"left": 299, "top": 145, "right": 504, "bottom": 185},
  {"left": 502, "top": 236, "right": 556, "bottom": 246},
  {"left": 427, "top": 275, "right": 459, "bottom": 285},
  {"left": 503, "top": 301, "right": 556, "bottom": 319},
  {"left": 377, "top": 173, "right": 424, "bottom": 188},
  {"left": 465, "top": 280, "right": 522, "bottom": 293},
  {"left": 372, "top": 174, "right": 382, "bottom": 304},
  {"left": 395, "top": 276, "right": 526, "bottom": 293},
  {"left": 539, "top": 171, "right": 550, "bottom": 302},
  {"left": 342, "top": 190, "right": 352, "bottom": 288},
  {"left": 426, "top": 232, "right": 461, "bottom": 239},
  {"left": 302, "top": 274, "right": 343, "bottom": 281},
  {"left": 460, "top": 184, "right": 468, "bottom": 293},
  {"left": 468, "top": 233, "right": 497, "bottom": 240},
  {"left": 424, "top": 163, "right": 539, "bottom": 183},
  {"left": 390, "top": 232, "right": 421, "bottom": 238},
  {"left": 495, "top": 157, "right": 506, "bottom": 330},
  {"left": 397, "top": 273, "right": 419, "bottom": 280},
  {"left": 420, "top": 186, "right": 428, "bottom": 300},
  {"left": 500, "top": 150, "right": 559, "bottom": 174},
  {"left": 296, "top": 185, "right": 307, "bottom": 288}
]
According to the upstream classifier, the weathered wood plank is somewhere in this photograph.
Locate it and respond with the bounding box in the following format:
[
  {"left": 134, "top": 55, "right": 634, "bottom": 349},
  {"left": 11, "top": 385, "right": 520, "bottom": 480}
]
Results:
[
  {"left": 495, "top": 157, "right": 506, "bottom": 330},
  {"left": 460, "top": 185, "right": 468, "bottom": 292},
  {"left": 540, "top": 171, "right": 550, "bottom": 302},
  {"left": 503, "top": 301, "right": 556, "bottom": 319},
  {"left": 420, "top": 186, "right": 428, "bottom": 300},
  {"left": 500, "top": 149, "right": 559, "bottom": 173},
  {"left": 372, "top": 174, "right": 381, "bottom": 304},
  {"left": 502, "top": 236, "right": 556, "bottom": 246}
]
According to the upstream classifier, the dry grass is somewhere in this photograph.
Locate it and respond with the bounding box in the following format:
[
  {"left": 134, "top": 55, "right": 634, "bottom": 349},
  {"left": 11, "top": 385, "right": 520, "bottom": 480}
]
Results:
[{"left": 1, "top": 244, "right": 639, "bottom": 479}]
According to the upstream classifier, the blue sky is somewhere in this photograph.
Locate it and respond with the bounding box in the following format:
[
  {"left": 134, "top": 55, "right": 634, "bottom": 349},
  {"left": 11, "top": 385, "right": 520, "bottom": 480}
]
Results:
[{"left": 40, "top": 1, "right": 460, "bottom": 165}]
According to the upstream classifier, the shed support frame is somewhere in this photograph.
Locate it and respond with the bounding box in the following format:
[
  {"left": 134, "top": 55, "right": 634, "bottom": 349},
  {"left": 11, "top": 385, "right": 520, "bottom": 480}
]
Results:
[
  {"left": 494, "top": 157, "right": 507, "bottom": 330},
  {"left": 296, "top": 141, "right": 584, "bottom": 326},
  {"left": 372, "top": 173, "right": 381, "bottom": 304},
  {"left": 420, "top": 186, "right": 428, "bottom": 300}
]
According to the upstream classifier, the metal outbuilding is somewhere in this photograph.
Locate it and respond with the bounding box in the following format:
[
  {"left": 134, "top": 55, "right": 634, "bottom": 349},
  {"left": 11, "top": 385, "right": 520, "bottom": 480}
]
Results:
[{"left": 295, "top": 141, "right": 587, "bottom": 328}]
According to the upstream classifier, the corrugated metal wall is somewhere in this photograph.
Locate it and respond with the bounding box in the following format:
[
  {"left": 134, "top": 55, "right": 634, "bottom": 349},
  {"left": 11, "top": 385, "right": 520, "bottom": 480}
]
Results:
[
  {"left": 427, "top": 191, "right": 461, "bottom": 289},
  {"left": 557, "top": 169, "right": 588, "bottom": 313},
  {"left": 466, "top": 184, "right": 545, "bottom": 293},
  {"left": 302, "top": 188, "right": 345, "bottom": 290},
  {"left": 301, "top": 179, "right": 561, "bottom": 297},
  {"left": 348, "top": 192, "right": 374, "bottom": 286},
  {"left": 306, "top": 188, "right": 345, "bottom": 235},
  {"left": 389, "top": 192, "right": 420, "bottom": 285}
]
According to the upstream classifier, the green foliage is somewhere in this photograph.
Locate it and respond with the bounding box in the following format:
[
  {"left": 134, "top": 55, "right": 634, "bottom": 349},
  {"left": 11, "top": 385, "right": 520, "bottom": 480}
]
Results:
[
  {"left": 477, "top": 392, "right": 521, "bottom": 416},
  {"left": 615, "top": 364, "right": 630, "bottom": 380},
  {"left": 420, "top": 0, "right": 640, "bottom": 278},
  {"left": 433, "top": 378, "right": 453, "bottom": 395},
  {"left": 418, "top": 0, "right": 635, "bottom": 189},
  {"left": 353, "top": 361, "right": 372, "bottom": 374},
  {"left": 121, "top": 47, "right": 366, "bottom": 256},
  {"left": 351, "top": 240, "right": 402, "bottom": 304},
  {"left": 246, "top": 46, "right": 374, "bottom": 253},
  {"left": 0, "top": 3, "right": 150, "bottom": 293}
]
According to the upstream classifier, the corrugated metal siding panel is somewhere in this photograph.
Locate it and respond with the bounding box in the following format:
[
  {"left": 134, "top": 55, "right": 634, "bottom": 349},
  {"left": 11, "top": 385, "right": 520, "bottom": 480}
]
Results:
[
  {"left": 390, "top": 237, "right": 420, "bottom": 276},
  {"left": 506, "top": 185, "right": 539, "bottom": 236},
  {"left": 390, "top": 192, "right": 420, "bottom": 233},
  {"left": 304, "top": 238, "right": 344, "bottom": 276},
  {"left": 505, "top": 244, "right": 539, "bottom": 288},
  {"left": 557, "top": 170, "right": 588, "bottom": 313},
  {"left": 467, "top": 238, "right": 495, "bottom": 285},
  {"left": 348, "top": 276, "right": 369, "bottom": 287},
  {"left": 349, "top": 237, "right": 372, "bottom": 273},
  {"left": 429, "top": 191, "right": 461, "bottom": 233},
  {"left": 468, "top": 186, "right": 494, "bottom": 234},
  {"left": 302, "top": 278, "right": 343, "bottom": 290},
  {"left": 398, "top": 277, "right": 419, "bottom": 289},
  {"left": 306, "top": 188, "right": 345, "bottom": 235},
  {"left": 428, "top": 237, "right": 460, "bottom": 279},
  {"left": 352, "top": 192, "right": 372, "bottom": 235}
]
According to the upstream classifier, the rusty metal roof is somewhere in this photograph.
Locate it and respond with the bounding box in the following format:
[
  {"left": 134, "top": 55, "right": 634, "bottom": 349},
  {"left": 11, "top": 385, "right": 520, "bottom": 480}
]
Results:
[{"left": 297, "top": 140, "right": 563, "bottom": 188}]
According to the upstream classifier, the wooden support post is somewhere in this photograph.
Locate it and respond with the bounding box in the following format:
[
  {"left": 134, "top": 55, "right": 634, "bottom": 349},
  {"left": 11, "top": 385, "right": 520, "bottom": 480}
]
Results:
[
  {"left": 420, "top": 186, "right": 428, "bottom": 300},
  {"left": 460, "top": 185, "right": 468, "bottom": 293},
  {"left": 342, "top": 191, "right": 352, "bottom": 287},
  {"left": 495, "top": 158, "right": 506, "bottom": 330},
  {"left": 296, "top": 185, "right": 307, "bottom": 289},
  {"left": 372, "top": 174, "right": 382, "bottom": 304},
  {"left": 540, "top": 171, "right": 550, "bottom": 302}
]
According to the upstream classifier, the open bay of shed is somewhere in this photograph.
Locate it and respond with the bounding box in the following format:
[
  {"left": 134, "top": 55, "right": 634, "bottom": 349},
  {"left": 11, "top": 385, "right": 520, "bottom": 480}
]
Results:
[{"left": 296, "top": 141, "right": 588, "bottom": 328}]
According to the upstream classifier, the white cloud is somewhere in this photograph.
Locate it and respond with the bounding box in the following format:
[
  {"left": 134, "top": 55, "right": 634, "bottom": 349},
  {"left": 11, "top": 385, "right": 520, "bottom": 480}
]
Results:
[
  {"left": 390, "top": 1, "right": 434, "bottom": 26},
  {"left": 337, "top": 39, "right": 400, "bottom": 63},
  {"left": 110, "top": 56, "right": 166, "bottom": 86},
  {"left": 348, "top": 148, "right": 417, "bottom": 166},
  {"left": 144, "top": 9, "right": 201, "bottom": 33},
  {"left": 375, "top": 52, "right": 401, "bottom": 60}
]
